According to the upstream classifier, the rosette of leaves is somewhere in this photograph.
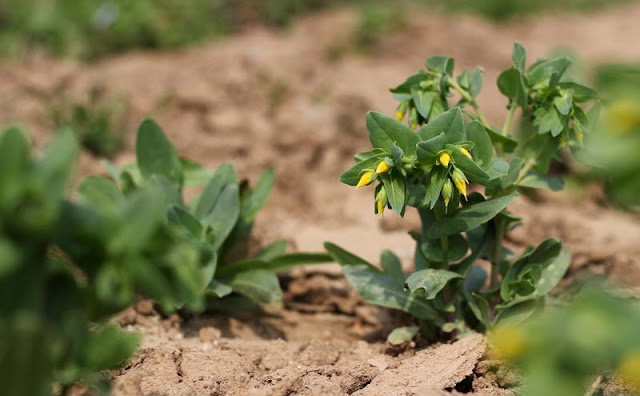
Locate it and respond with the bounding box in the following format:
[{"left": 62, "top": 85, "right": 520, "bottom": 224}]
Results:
[
  {"left": 498, "top": 43, "right": 598, "bottom": 156},
  {"left": 0, "top": 127, "right": 214, "bottom": 395},
  {"left": 102, "top": 120, "right": 330, "bottom": 308},
  {"left": 390, "top": 55, "right": 484, "bottom": 129}
]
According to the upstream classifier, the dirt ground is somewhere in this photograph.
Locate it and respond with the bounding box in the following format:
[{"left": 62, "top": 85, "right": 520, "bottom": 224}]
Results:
[{"left": 2, "top": 3, "right": 640, "bottom": 395}]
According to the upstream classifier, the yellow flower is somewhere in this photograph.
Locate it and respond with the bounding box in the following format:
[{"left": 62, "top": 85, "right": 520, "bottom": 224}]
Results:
[
  {"left": 439, "top": 152, "right": 451, "bottom": 167},
  {"left": 488, "top": 324, "right": 527, "bottom": 361},
  {"left": 356, "top": 171, "right": 374, "bottom": 188},
  {"left": 396, "top": 110, "right": 405, "bottom": 121},
  {"left": 619, "top": 349, "right": 640, "bottom": 390},
  {"left": 442, "top": 179, "right": 453, "bottom": 207},
  {"left": 411, "top": 121, "right": 418, "bottom": 130},
  {"left": 377, "top": 198, "right": 385, "bottom": 217},
  {"left": 376, "top": 160, "right": 392, "bottom": 174},
  {"left": 453, "top": 168, "right": 468, "bottom": 197},
  {"left": 460, "top": 147, "right": 472, "bottom": 159},
  {"left": 607, "top": 99, "right": 640, "bottom": 135}
]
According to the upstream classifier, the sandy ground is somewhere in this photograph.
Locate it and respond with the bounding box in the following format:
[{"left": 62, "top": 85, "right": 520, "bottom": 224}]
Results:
[{"left": 2, "top": 3, "right": 640, "bottom": 395}]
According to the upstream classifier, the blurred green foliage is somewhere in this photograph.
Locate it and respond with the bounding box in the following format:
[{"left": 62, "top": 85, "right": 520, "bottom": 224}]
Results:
[
  {"left": 1, "top": 0, "right": 633, "bottom": 61},
  {"left": 50, "top": 87, "right": 128, "bottom": 158},
  {"left": 490, "top": 286, "right": 640, "bottom": 395}
]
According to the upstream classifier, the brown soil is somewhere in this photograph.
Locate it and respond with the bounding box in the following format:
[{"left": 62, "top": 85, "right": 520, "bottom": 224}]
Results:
[{"left": 3, "top": 4, "right": 640, "bottom": 395}]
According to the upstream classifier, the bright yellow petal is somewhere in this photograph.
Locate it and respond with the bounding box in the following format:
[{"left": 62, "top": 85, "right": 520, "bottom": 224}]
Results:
[
  {"left": 454, "top": 175, "right": 467, "bottom": 197},
  {"left": 376, "top": 161, "right": 391, "bottom": 174},
  {"left": 396, "top": 110, "right": 405, "bottom": 121},
  {"left": 377, "top": 199, "right": 385, "bottom": 216},
  {"left": 460, "top": 147, "right": 472, "bottom": 159},
  {"left": 356, "top": 171, "right": 373, "bottom": 188},
  {"left": 439, "top": 152, "right": 451, "bottom": 167}
]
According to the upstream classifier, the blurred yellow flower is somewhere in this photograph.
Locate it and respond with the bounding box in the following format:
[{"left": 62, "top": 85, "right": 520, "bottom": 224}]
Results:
[
  {"left": 607, "top": 99, "right": 640, "bottom": 135},
  {"left": 356, "top": 171, "right": 374, "bottom": 188},
  {"left": 619, "top": 349, "right": 640, "bottom": 390},
  {"left": 489, "top": 324, "right": 527, "bottom": 361},
  {"left": 396, "top": 110, "right": 405, "bottom": 121}
]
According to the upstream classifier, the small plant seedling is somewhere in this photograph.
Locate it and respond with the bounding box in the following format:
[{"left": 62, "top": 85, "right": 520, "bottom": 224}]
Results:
[
  {"left": 326, "top": 43, "right": 599, "bottom": 342},
  {"left": 97, "top": 119, "right": 331, "bottom": 308}
]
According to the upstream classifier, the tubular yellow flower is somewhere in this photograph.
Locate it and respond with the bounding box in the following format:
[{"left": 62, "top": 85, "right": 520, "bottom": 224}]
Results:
[
  {"left": 356, "top": 171, "right": 374, "bottom": 188},
  {"left": 488, "top": 324, "right": 527, "bottom": 361},
  {"left": 377, "top": 198, "right": 385, "bottom": 217},
  {"left": 460, "top": 147, "right": 472, "bottom": 159},
  {"left": 619, "top": 349, "right": 640, "bottom": 390},
  {"left": 376, "top": 160, "right": 391, "bottom": 174},
  {"left": 396, "top": 110, "right": 405, "bottom": 121},
  {"left": 439, "top": 152, "right": 451, "bottom": 167},
  {"left": 453, "top": 168, "right": 468, "bottom": 197}
]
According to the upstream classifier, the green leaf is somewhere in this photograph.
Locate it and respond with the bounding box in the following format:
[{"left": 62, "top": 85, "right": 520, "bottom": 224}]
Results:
[
  {"left": 496, "top": 298, "right": 542, "bottom": 325},
  {"left": 0, "top": 127, "right": 29, "bottom": 210},
  {"left": 381, "top": 250, "right": 405, "bottom": 282},
  {"left": 110, "top": 189, "right": 163, "bottom": 253},
  {"left": 558, "top": 82, "right": 597, "bottom": 102},
  {"left": 254, "top": 240, "right": 288, "bottom": 260},
  {"left": 426, "top": 55, "right": 454, "bottom": 76},
  {"left": 38, "top": 128, "right": 78, "bottom": 198},
  {"left": 485, "top": 126, "right": 518, "bottom": 153},
  {"left": 469, "top": 67, "right": 484, "bottom": 98},
  {"left": 343, "top": 265, "right": 442, "bottom": 322},
  {"left": 417, "top": 132, "right": 446, "bottom": 165},
  {"left": 240, "top": 168, "right": 274, "bottom": 223},
  {"left": 422, "top": 233, "right": 469, "bottom": 262},
  {"left": 77, "top": 176, "right": 123, "bottom": 211},
  {"left": 423, "top": 166, "right": 448, "bottom": 209},
  {"left": 202, "top": 184, "right": 240, "bottom": 251},
  {"left": 168, "top": 206, "right": 203, "bottom": 239},
  {"left": 463, "top": 266, "right": 490, "bottom": 327},
  {"left": 216, "top": 253, "right": 332, "bottom": 279},
  {"left": 195, "top": 162, "right": 238, "bottom": 218},
  {"left": 206, "top": 280, "right": 233, "bottom": 298},
  {"left": 447, "top": 144, "right": 490, "bottom": 184},
  {"left": 324, "top": 242, "right": 377, "bottom": 270},
  {"left": 405, "top": 269, "right": 462, "bottom": 299},
  {"left": 534, "top": 106, "right": 564, "bottom": 136},
  {"left": 416, "top": 108, "right": 464, "bottom": 141},
  {"left": 366, "top": 111, "right": 420, "bottom": 156},
  {"left": 553, "top": 90, "right": 573, "bottom": 115},
  {"left": 379, "top": 173, "right": 406, "bottom": 215},
  {"left": 486, "top": 158, "right": 510, "bottom": 180},
  {"left": 228, "top": 269, "right": 282, "bottom": 306},
  {"left": 497, "top": 67, "right": 527, "bottom": 107},
  {"left": 84, "top": 324, "right": 140, "bottom": 370},
  {"left": 387, "top": 326, "right": 419, "bottom": 345},
  {"left": 411, "top": 88, "right": 436, "bottom": 120},
  {"left": 512, "top": 42, "right": 526, "bottom": 73},
  {"left": 136, "top": 119, "right": 183, "bottom": 186},
  {"left": 517, "top": 174, "right": 564, "bottom": 191},
  {"left": 427, "top": 193, "right": 519, "bottom": 239},
  {"left": 390, "top": 70, "right": 429, "bottom": 94},
  {"left": 467, "top": 121, "right": 493, "bottom": 169},
  {"left": 527, "top": 57, "right": 571, "bottom": 87},
  {"left": 340, "top": 154, "right": 385, "bottom": 186}
]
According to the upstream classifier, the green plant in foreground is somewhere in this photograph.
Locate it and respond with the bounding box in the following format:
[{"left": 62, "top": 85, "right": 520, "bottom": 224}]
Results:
[
  {"left": 0, "top": 127, "right": 213, "bottom": 395},
  {"left": 325, "top": 43, "right": 599, "bottom": 341},
  {"left": 490, "top": 286, "right": 640, "bottom": 395},
  {"left": 99, "top": 119, "right": 330, "bottom": 308}
]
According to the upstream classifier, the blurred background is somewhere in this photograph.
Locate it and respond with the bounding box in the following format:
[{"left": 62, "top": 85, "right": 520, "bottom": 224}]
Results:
[{"left": 0, "top": 0, "right": 639, "bottom": 274}]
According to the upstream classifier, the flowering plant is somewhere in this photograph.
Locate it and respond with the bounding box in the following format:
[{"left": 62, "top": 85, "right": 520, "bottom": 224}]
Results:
[{"left": 326, "top": 43, "right": 599, "bottom": 341}]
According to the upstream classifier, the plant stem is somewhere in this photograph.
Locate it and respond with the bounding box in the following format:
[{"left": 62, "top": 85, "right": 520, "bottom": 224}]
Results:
[
  {"left": 502, "top": 105, "right": 517, "bottom": 136},
  {"left": 490, "top": 217, "right": 505, "bottom": 289},
  {"left": 447, "top": 78, "right": 490, "bottom": 128}
]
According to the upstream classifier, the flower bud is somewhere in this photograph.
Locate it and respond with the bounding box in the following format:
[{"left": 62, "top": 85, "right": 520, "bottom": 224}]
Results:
[
  {"left": 441, "top": 178, "right": 453, "bottom": 207},
  {"left": 396, "top": 100, "right": 409, "bottom": 121},
  {"left": 356, "top": 171, "right": 374, "bottom": 188},
  {"left": 376, "top": 160, "right": 392, "bottom": 174},
  {"left": 460, "top": 147, "right": 472, "bottom": 159},
  {"left": 375, "top": 187, "right": 388, "bottom": 217},
  {"left": 452, "top": 168, "right": 468, "bottom": 197},
  {"left": 410, "top": 107, "right": 419, "bottom": 130},
  {"left": 438, "top": 152, "right": 451, "bottom": 167}
]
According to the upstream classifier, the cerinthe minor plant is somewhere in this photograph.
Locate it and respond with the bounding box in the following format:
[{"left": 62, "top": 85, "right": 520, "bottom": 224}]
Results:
[{"left": 325, "top": 43, "right": 599, "bottom": 342}]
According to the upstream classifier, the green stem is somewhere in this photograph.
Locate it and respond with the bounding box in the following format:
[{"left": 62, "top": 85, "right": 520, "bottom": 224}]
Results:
[
  {"left": 447, "top": 78, "right": 490, "bottom": 128},
  {"left": 490, "top": 217, "right": 505, "bottom": 289},
  {"left": 502, "top": 105, "right": 517, "bottom": 136}
]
